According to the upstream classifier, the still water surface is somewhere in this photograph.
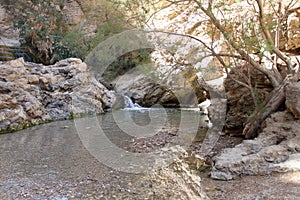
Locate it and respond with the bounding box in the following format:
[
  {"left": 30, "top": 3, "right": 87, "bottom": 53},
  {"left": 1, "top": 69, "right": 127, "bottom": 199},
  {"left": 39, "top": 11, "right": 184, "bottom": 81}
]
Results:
[{"left": 0, "top": 108, "right": 207, "bottom": 199}]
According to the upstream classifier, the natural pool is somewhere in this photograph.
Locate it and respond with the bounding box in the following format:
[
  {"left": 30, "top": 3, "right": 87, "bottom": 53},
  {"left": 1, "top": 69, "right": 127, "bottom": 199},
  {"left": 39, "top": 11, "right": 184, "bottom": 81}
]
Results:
[{"left": 0, "top": 108, "right": 208, "bottom": 199}]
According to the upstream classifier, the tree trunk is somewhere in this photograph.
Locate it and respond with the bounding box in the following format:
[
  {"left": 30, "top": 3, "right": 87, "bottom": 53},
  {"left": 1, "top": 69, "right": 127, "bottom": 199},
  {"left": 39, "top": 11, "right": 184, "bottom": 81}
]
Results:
[{"left": 242, "top": 76, "right": 293, "bottom": 138}]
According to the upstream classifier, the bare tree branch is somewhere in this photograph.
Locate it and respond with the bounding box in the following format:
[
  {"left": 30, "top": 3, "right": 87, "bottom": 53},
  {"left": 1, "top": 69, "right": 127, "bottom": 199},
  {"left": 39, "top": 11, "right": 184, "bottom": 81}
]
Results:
[
  {"left": 195, "top": 1, "right": 282, "bottom": 87},
  {"left": 255, "top": 0, "right": 294, "bottom": 74}
]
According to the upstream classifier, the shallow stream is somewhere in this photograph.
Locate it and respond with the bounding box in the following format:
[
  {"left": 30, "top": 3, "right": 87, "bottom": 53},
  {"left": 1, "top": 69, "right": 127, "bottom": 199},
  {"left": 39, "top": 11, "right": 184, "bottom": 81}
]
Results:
[{"left": 0, "top": 108, "right": 207, "bottom": 199}]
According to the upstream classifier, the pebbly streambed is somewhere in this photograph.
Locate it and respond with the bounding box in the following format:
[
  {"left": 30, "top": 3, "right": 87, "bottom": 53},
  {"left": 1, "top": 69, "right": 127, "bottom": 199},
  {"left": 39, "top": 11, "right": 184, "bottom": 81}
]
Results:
[{"left": 0, "top": 108, "right": 209, "bottom": 199}]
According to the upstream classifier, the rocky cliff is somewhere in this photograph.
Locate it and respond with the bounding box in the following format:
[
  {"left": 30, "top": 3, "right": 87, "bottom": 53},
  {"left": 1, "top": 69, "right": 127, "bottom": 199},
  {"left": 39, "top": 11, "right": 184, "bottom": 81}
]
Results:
[
  {"left": 0, "top": 5, "right": 19, "bottom": 48},
  {"left": 63, "top": 0, "right": 85, "bottom": 25},
  {"left": 0, "top": 58, "right": 115, "bottom": 133},
  {"left": 280, "top": 2, "right": 300, "bottom": 52},
  {"left": 113, "top": 66, "right": 208, "bottom": 108}
]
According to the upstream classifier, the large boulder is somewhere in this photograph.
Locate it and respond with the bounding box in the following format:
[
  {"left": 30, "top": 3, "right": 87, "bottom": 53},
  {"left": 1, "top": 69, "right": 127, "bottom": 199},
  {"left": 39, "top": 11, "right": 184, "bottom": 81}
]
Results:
[
  {"left": 113, "top": 68, "right": 207, "bottom": 107},
  {"left": 286, "top": 81, "right": 300, "bottom": 118},
  {"left": 224, "top": 64, "right": 273, "bottom": 135},
  {"left": 211, "top": 111, "right": 300, "bottom": 180},
  {"left": 114, "top": 73, "right": 179, "bottom": 107},
  {"left": 0, "top": 58, "right": 115, "bottom": 133}
]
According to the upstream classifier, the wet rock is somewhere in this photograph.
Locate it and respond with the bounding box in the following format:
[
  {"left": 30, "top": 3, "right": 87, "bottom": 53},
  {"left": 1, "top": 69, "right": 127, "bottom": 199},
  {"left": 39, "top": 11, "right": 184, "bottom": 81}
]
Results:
[
  {"left": 0, "top": 58, "right": 115, "bottom": 133},
  {"left": 114, "top": 68, "right": 207, "bottom": 107},
  {"left": 114, "top": 73, "right": 179, "bottom": 107},
  {"left": 211, "top": 111, "right": 300, "bottom": 180},
  {"left": 285, "top": 81, "right": 300, "bottom": 118}
]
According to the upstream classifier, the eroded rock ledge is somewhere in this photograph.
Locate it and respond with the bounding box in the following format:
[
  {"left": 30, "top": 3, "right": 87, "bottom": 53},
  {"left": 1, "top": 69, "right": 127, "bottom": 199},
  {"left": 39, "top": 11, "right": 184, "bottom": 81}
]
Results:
[
  {"left": 113, "top": 68, "right": 208, "bottom": 108},
  {"left": 0, "top": 58, "right": 115, "bottom": 133},
  {"left": 114, "top": 73, "right": 179, "bottom": 107},
  {"left": 211, "top": 111, "right": 300, "bottom": 180},
  {"left": 211, "top": 64, "right": 300, "bottom": 180}
]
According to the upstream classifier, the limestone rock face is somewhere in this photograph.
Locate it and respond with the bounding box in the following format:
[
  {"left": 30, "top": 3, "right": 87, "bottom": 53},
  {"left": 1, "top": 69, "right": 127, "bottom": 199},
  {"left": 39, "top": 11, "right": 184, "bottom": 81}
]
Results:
[
  {"left": 0, "top": 58, "right": 115, "bottom": 133},
  {"left": 113, "top": 68, "right": 208, "bottom": 107},
  {"left": 0, "top": 4, "right": 4, "bottom": 21},
  {"left": 0, "top": 5, "right": 20, "bottom": 47},
  {"left": 280, "top": 3, "right": 300, "bottom": 51},
  {"left": 114, "top": 73, "right": 179, "bottom": 107},
  {"left": 63, "top": 0, "right": 84, "bottom": 24},
  {"left": 211, "top": 111, "right": 300, "bottom": 180},
  {"left": 286, "top": 81, "right": 300, "bottom": 118},
  {"left": 224, "top": 65, "right": 273, "bottom": 135}
]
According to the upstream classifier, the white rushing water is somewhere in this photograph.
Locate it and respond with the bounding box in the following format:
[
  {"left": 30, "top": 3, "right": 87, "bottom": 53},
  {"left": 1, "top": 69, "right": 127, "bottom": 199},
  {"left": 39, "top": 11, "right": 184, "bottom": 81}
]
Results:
[{"left": 122, "top": 94, "right": 145, "bottom": 110}]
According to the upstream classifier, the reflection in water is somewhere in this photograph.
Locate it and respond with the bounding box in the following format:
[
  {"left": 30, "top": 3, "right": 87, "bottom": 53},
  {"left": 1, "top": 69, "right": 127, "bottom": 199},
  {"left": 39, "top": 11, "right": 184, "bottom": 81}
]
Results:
[
  {"left": 75, "top": 108, "right": 208, "bottom": 173},
  {"left": 0, "top": 109, "right": 207, "bottom": 171},
  {"left": 97, "top": 109, "right": 207, "bottom": 147}
]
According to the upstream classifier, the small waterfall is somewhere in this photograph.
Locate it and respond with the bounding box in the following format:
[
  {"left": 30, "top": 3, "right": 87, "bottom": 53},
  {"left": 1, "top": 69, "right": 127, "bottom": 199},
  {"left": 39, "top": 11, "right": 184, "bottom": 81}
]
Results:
[
  {"left": 123, "top": 95, "right": 135, "bottom": 108},
  {"left": 111, "top": 91, "right": 143, "bottom": 109},
  {"left": 123, "top": 95, "right": 143, "bottom": 109}
]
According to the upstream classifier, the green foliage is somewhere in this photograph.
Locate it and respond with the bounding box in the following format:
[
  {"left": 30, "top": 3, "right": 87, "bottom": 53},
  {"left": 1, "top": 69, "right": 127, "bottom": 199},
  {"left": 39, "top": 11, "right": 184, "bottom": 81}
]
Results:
[
  {"left": 254, "top": 86, "right": 264, "bottom": 108},
  {"left": 102, "top": 48, "right": 153, "bottom": 81},
  {"left": 91, "top": 20, "right": 125, "bottom": 48},
  {"left": 13, "top": 0, "right": 68, "bottom": 64},
  {"left": 60, "top": 30, "right": 89, "bottom": 60},
  {"left": 52, "top": 35, "right": 77, "bottom": 61},
  {"left": 108, "top": 0, "right": 156, "bottom": 28},
  {"left": 9, "top": 0, "right": 152, "bottom": 67}
]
